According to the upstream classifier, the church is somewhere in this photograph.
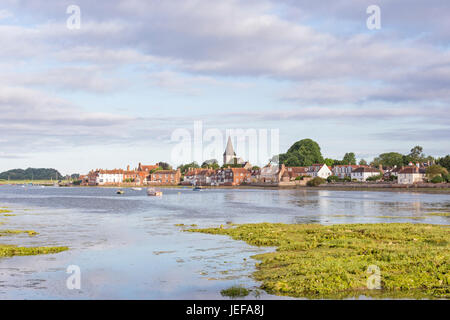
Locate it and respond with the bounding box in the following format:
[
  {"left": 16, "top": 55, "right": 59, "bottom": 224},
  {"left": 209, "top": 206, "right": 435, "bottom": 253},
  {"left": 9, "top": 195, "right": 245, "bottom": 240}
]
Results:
[{"left": 223, "top": 136, "right": 245, "bottom": 165}]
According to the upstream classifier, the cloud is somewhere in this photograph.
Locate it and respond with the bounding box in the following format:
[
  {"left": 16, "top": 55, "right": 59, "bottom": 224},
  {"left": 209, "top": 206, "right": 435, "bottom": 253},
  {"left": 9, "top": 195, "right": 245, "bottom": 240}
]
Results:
[
  {"left": 0, "top": 9, "right": 13, "bottom": 20},
  {"left": 214, "top": 106, "right": 450, "bottom": 122}
]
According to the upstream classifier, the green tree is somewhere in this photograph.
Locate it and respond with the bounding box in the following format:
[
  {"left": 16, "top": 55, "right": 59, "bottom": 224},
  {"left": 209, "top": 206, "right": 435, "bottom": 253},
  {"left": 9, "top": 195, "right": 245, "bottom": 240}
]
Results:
[
  {"left": 324, "top": 158, "right": 335, "bottom": 166},
  {"left": 202, "top": 159, "right": 219, "bottom": 169},
  {"left": 157, "top": 162, "right": 172, "bottom": 170},
  {"left": 177, "top": 162, "right": 200, "bottom": 174},
  {"left": 425, "top": 165, "right": 448, "bottom": 179},
  {"left": 307, "top": 177, "right": 326, "bottom": 187},
  {"left": 342, "top": 152, "right": 356, "bottom": 165},
  {"left": 372, "top": 152, "right": 404, "bottom": 167},
  {"left": 359, "top": 159, "right": 368, "bottom": 166},
  {"left": 437, "top": 155, "right": 450, "bottom": 171},
  {"left": 279, "top": 139, "right": 324, "bottom": 167}
]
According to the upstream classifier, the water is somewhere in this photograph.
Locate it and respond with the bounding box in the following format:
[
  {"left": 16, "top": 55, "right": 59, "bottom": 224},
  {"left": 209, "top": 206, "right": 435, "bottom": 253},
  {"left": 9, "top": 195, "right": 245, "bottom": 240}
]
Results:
[{"left": 0, "top": 185, "right": 449, "bottom": 299}]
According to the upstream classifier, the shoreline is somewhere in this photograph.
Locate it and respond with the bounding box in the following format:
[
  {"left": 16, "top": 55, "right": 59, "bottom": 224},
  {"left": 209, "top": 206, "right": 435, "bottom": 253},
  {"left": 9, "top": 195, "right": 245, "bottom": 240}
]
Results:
[{"left": 2, "top": 181, "right": 450, "bottom": 193}]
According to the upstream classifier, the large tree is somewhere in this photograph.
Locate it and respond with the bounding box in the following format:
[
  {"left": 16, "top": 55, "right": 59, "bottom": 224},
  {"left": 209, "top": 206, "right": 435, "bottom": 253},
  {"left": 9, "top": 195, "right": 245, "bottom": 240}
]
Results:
[
  {"left": 438, "top": 155, "right": 450, "bottom": 171},
  {"left": 342, "top": 152, "right": 357, "bottom": 165},
  {"left": 372, "top": 152, "right": 404, "bottom": 167},
  {"left": 279, "top": 139, "right": 324, "bottom": 167}
]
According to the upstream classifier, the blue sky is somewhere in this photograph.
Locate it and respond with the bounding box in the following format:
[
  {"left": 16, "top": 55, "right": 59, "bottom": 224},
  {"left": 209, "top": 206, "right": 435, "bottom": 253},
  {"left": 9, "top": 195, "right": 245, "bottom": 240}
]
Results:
[{"left": 0, "top": 0, "right": 449, "bottom": 174}]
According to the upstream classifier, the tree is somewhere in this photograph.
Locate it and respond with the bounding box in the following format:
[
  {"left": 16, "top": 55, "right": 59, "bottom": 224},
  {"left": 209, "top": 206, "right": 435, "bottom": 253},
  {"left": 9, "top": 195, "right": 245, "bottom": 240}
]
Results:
[
  {"left": 359, "top": 159, "right": 368, "bottom": 165},
  {"left": 0, "top": 168, "right": 63, "bottom": 180},
  {"left": 425, "top": 164, "right": 448, "bottom": 179},
  {"left": 437, "top": 155, "right": 450, "bottom": 171},
  {"left": 279, "top": 139, "right": 324, "bottom": 167},
  {"left": 157, "top": 162, "right": 172, "bottom": 170},
  {"left": 177, "top": 162, "right": 200, "bottom": 174},
  {"left": 372, "top": 152, "right": 404, "bottom": 167},
  {"left": 252, "top": 166, "right": 260, "bottom": 170},
  {"left": 307, "top": 177, "right": 326, "bottom": 187},
  {"left": 202, "top": 159, "right": 219, "bottom": 169},
  {"left": 342, "top": 152, "right": 356, "bottom": 165},
  {"left": 324, "top": 158, "right": 335, "bottom": 166}
]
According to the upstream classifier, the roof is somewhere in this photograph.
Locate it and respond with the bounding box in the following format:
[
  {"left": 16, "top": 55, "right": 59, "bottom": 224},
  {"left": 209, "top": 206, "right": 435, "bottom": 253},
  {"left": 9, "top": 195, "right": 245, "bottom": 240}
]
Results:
[
  {"left": 139, "top": 164, "right": 159, "bottom": 172},
  {"left": 352, "top": 167, "right": 380, "bottom": 173},
  {"left": 223, "top": 136, "right": 236, "bottom": 156},
  {"left": 398, "top": 166, "right": 426, "bottom": 174},
  {"left": 286, "top": 167, "right": 308, "bottom": 173},
  {"left": 151, "top": 170, "right": 178, "bottom": 174}
]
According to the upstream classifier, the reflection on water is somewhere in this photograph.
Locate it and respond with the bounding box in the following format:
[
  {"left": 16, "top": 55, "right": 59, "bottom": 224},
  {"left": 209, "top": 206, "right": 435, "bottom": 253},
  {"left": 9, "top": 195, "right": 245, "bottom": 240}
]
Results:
[{"left": 0, "top": 185, "right": 448, "bottom": 299}]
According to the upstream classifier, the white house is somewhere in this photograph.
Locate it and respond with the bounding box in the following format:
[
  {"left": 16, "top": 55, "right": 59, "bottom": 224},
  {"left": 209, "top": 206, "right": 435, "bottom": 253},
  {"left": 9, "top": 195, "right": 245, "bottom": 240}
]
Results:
[
  {"left": 350, "top": 167, "right": 380, "bottom": 181},
  {"left": 397, "top": 166, "right": 426, "bottom": 184},
  {"left": 332, "top": 165, "right": 366, "bottom": 178},
  {"left": 309, "top": 164, "right": 332, "bottom": 179},
  {"left": 97, "top": 169, "right": 124, "bottom": 185}
]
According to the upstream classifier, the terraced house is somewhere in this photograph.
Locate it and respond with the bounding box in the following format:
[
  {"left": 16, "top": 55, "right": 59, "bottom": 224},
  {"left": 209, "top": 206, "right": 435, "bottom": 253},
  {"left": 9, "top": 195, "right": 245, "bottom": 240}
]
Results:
[{"left": 148, "top": 169, "right": 181, "bottom": 185}]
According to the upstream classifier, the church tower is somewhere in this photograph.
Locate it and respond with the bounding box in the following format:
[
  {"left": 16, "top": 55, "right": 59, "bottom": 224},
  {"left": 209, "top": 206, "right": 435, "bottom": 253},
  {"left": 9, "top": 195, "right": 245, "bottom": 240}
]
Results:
[{"left": 223, "top": 136, "right": 236, "bottom": 165}]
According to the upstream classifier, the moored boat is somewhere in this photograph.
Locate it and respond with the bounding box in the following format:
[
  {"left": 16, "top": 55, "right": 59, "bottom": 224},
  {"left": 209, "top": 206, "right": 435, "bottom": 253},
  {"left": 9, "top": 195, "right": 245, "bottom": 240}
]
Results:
[
  {"left": 147, "top": 188, "right": 163, "bottom": 196},
  {"left": 116, "top": 190, "right": 124, "bottom": 194},
  {"left": 131, "top": 187, "right": 142, "bottom": 191}
]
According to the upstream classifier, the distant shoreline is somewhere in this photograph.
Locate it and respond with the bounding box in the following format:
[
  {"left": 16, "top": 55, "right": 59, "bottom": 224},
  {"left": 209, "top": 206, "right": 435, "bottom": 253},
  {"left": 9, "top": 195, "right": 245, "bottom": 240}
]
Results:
[{"left": 2, "top": 180, "right": 449, "bottom": 193}]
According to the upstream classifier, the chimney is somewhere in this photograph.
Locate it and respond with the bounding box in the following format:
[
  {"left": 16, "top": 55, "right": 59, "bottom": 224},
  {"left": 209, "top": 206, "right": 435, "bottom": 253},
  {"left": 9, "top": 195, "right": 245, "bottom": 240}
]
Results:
[
  {"left": 379, "top": 164, "right": 383, "bottom": 172},
  {"left": 127, "top": 165, "right": 130, "bottom": 171}
]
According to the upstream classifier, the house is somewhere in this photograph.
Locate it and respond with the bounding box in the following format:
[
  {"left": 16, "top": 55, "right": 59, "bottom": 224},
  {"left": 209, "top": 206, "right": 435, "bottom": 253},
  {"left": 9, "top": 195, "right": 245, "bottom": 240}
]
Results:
[
  {"left": 148, "top": 169, "right": 181, "bottom": 185},
  {"left": 259, "top": 164, "right": 284, "bottom": 183},
  {"left": 350, "top": 167, "right": 381, "bottom": 182},
  {"left": 308, "top": 164, "right": 333, "bottom": 179},
  {"left": 97, "top": 169, "right": 124, "bottom": 185},
  {"left": 397, "top": 166, "right": 426, "bottom": 184},
  {"left": 332, "top": 165, "right": 368, "bottom": 178},
  {"left": 183, "top": 168, "right": 214, "bottom": 186},
  {"left": 222, "top": 167, "right": 251, "bottom": 186},
  {"left": 284, "top": 167, "right": 309, "bottom": 181},
  {"left": 247, "top": 168, "right": 261, "bottom": 184},
  {"left": 138, "top": 163, "right": 159, "bottom": 172}
]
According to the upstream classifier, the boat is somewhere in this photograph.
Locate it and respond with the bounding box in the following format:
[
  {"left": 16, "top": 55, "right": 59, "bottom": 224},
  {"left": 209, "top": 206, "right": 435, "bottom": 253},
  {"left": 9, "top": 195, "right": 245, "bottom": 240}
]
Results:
[
  {"left": 147, "top": 188, "right": 163, "bottom": 196},
  {"left": 116, "top": 190, "right": 125, "bottom": 195},
  {"left": 193, "top": 186, "right": 202, "bottom": 191},
  {"left": 131, "top": 187, "right": 142, "bottom": 191}
]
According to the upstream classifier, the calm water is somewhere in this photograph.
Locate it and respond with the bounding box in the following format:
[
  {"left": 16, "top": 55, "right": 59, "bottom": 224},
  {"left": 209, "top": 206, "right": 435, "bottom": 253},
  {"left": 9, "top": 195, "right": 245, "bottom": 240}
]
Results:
[{"left": 0, "top": 185, "right": 449, "bottom": 299}]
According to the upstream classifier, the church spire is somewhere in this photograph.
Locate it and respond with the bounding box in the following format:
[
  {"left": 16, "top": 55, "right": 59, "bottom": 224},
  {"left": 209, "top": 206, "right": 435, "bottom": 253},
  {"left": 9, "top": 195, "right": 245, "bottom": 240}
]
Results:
[{"left": 223, "top": 136, "right": 236, "bottom": 156}]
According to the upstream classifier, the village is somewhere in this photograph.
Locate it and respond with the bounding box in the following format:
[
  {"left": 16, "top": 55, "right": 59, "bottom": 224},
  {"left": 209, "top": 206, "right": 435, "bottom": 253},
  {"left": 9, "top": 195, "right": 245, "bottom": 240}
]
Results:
[{"left": 79, "top": 137, "right": 446, "bottom": 188}]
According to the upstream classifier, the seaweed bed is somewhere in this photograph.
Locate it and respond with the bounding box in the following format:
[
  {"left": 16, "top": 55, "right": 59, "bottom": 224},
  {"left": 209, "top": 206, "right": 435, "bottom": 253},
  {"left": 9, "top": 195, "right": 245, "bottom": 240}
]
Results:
[{"left": 189, "top": 223, "right": 449, "bottom": 299}]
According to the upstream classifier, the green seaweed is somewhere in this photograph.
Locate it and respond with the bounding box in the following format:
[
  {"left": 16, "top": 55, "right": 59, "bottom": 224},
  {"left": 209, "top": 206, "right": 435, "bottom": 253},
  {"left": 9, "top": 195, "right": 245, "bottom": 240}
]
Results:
[
  {"left": 189, "top": 223, "right": 449, "bottom": 299},
  {"left": 0, "top": 244, "right": 68, "bottom": 257},
  {"left": 220, "top": 286, "right": 250, "bottom": 298},
  {"left": 0, "top": 229, "right": 38, "bottom": 236},
  {"left": 426, "top": 212, "right": 450, "bottom": 217}
]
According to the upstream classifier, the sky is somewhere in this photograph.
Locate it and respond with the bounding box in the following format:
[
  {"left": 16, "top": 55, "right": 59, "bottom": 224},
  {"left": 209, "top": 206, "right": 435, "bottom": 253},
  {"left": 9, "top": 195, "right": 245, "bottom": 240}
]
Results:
[{"left": 0, "top": 0, "right": 449, "bottom": 174}]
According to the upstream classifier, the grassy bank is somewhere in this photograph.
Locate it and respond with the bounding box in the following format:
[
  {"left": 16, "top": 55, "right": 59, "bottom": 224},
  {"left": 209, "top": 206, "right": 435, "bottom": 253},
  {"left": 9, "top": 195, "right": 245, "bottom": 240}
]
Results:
[{"left": 189, "top": 223, "right": 449, "bottom": 299}]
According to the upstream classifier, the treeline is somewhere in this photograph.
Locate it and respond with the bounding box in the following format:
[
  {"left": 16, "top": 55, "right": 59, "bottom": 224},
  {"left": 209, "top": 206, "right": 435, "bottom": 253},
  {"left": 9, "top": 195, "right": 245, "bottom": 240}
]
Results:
[
  {"left": 278, "top": 139, "right": 450, "bottom": 172},
  {"left": 0, "top": 168, "right": 63, "bottom": 180}
]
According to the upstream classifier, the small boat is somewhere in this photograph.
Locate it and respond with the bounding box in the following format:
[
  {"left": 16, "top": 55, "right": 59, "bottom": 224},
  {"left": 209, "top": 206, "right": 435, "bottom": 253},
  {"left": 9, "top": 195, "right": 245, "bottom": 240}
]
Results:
[
  {"left": 116, "top": 190, "right": 124, "bottom": 195},
  {"left": 147, "top": 188, "right": 163, "bottom": 196},
  {"left": 131, "top": 187, "right": 142, "bottom": 191},
  {"left": 193, "top": 186, "right": 202, "bottom": 191}
]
